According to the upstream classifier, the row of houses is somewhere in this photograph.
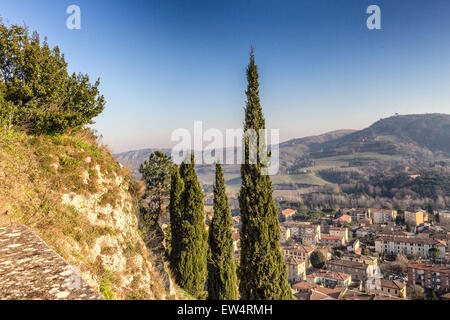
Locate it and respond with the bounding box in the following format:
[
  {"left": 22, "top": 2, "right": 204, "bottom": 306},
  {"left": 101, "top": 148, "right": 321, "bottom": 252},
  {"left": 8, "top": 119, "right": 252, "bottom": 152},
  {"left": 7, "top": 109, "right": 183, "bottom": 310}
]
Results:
[
  {"left": 375, "top": 236, "right": 446, "bottom": 258},
  {"left": 280, "top": 221, "right": 350, "bottom": 247},
  {"left": 339, "top": 208, "right": 428, "bottom": 227},
  {"left": 293, "top": 276, "right": 407, "bottom": 300}
]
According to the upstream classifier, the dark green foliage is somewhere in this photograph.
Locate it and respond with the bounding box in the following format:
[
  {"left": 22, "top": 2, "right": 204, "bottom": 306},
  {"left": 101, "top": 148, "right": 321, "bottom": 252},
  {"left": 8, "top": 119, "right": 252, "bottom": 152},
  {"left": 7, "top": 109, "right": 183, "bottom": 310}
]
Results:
[
  {"left": 0, "top": 21, "right": 104, "bottom": 133},
  {"left": 293, "top": 210, "right": 326, "bottom": 222},
  {"left": 139, "top": 151, "right": 173, "bottom": 223},
  {"left": 238, "top": 49, "right": 292, "bottom": 300},
  {"left": 428, "top": 247, "right": 442, "bottom": 262},
  {"left": 169, "top": 165, "right": 184, "bottom": 280},
  {"left": 171, "top": 155, "right": 208, "bottom": 299},
  {"left": 207, "top": 164, "right": 238, "bottom": 300},
  {"left": 310, "top": 250, "right": 325, "bottom": 269}
]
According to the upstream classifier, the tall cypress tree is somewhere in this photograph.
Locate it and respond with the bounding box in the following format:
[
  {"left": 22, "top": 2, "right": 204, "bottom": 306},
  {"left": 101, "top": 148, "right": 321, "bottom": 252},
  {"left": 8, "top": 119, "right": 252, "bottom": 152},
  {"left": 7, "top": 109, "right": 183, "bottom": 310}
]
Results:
[
  {"left": 169, "top": 165, "right": 184, "bottom": 281},
  {"left": 238, "top": 49, "right": 293, "bottom": 300},
  {"left": 176, "top": 154, "right": 208, "bottom": 299},
  {"left": 207, "top": 164, "right": 238, "bottom": 300}
]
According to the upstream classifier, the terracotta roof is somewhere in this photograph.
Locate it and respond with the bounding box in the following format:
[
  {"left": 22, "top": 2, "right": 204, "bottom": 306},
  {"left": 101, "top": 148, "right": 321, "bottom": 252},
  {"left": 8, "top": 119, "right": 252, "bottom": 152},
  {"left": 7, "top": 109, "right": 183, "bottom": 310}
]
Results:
[
  {"left": 343, "top": 290, "right": 374, "bottom": 300},
  {"left": 292, "top": 281, "right": 317, "bottom": 291},
  {"left": 307, "top": 270, "right": 351, "bottom": 282},
  {"left": 309, "top": 290, "right": 335, "bottom": 300},
  {"left": 314, "top": 286, "right": 345, "bottom": 299},
  {"left": 408, "top": 263, "right": 450, "bottom": 273},
  {"left": 335, "top": 214, "right": 352, "bottom": 221},
  {"left": 344, "top": 290, "right": 403, "bottom": 300},
  {"left": 330, "top": 227, "right": 346, "bottom": 231},
  {"left": 283, "top": 244, "right": 315, "bottom": 254},
  {"left": 322, "top": 234, "right": 344, "bottom": 241},
  {"left": 376, "top": 236, "right": 444, "bottom": 245},
  {"left": 380, "top": 279, "right": 406, "bottom": 290},
  {"left": 282, "top": 209, "right": 296, "bottom": 216},
  {"left": 327, "top": 259, "right": 368, "bottom": 270}
]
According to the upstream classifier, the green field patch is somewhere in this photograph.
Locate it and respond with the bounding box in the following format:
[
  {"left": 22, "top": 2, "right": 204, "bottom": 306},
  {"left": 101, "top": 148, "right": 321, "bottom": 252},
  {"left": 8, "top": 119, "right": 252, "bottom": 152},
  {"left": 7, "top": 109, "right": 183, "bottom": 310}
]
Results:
[{"left": 271, "top": 173, "right": 330, "bottom": 186}]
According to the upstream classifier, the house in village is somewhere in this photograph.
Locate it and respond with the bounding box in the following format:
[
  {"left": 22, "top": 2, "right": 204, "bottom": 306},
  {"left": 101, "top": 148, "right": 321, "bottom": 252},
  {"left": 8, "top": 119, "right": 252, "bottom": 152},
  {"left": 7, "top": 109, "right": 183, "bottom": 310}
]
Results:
[
  {"left": 281, "top": 208, "right": 296, "bottom": 221},
  {"left": 285, "top": 256, "right": 306, "bottom": 283},
  {"left": 306, "top": 270, "right": 352, "bottom": 288},
  {"left": 282, "top": 244, "right": 315, "bottom": 267},
  {"left": 327, "top": 259, "right": 378, "bottom": 283},
  {"left": 329, "top": 227, "right": 349, "bottom": 242},
  {"left": 333, "top": 214, "right": 352, "bottom": 226},
  {"left": 365, "top": 279, "right": 407, "bottom": 298},
  {"left": 321, "top": 234, "right": 345, "bottom": 247}
]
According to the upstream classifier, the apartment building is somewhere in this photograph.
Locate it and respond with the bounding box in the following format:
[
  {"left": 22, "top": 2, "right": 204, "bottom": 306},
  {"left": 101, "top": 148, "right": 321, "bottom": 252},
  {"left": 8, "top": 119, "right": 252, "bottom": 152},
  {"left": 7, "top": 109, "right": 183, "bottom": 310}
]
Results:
[
  {"left": 306, "top": 270, "right": 352, "bottom": 287},
  {"left": 321, "top": 234, "right": 345, "bottom": 247},
  {"left": 375, "top": 237, "right": 446, "bottom": 258},
  {"left": 372, "top": 209, "right": 397, "bottom": 224},
  {"left": 329, "top": 227, "right": 349, "bottom": 242},
  {"left": 282, "top": 221, "right": 321, "bottom": 245},
  {"left": 404, "top": 211, "right": 424, "bottom": 227},
  {"left": 408, "top": 263, "right": 450, "bottom": 293}
]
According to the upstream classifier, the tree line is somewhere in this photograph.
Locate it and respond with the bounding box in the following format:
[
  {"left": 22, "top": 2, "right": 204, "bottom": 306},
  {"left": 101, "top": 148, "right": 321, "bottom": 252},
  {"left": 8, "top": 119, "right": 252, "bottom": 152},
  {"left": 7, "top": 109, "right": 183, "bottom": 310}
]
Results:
[{"left": 140, "top": 51, "right": 292, "bottom": 300}]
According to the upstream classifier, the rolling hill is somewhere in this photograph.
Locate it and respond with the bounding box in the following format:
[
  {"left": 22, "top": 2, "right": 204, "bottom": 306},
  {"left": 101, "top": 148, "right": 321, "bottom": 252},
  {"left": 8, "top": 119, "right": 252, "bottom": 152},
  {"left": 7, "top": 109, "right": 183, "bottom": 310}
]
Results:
[{"left": 114, "top": 113, "right": 450, "bottom": 193}]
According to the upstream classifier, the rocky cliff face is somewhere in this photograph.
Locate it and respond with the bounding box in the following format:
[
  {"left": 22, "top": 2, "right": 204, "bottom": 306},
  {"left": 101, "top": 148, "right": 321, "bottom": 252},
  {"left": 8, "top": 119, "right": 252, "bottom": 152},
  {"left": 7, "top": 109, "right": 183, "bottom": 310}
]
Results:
[{"left": 0, "top": 128, "right": 175, "bottom": 300}]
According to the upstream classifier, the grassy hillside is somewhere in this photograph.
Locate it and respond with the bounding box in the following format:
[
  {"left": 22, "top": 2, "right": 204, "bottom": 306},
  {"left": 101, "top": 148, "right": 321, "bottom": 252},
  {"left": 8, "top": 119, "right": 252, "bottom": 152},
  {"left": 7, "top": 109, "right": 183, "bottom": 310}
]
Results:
[{"left": 0, "top": 128, "right": 180, "bottom": 300}]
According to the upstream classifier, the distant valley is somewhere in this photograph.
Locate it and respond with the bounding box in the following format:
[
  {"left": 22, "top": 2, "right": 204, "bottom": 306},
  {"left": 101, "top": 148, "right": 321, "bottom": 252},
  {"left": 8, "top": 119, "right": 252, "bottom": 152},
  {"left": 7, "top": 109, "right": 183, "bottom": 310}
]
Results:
[{"left": 114, "top": 114, "right": 450, "bottom": 210}]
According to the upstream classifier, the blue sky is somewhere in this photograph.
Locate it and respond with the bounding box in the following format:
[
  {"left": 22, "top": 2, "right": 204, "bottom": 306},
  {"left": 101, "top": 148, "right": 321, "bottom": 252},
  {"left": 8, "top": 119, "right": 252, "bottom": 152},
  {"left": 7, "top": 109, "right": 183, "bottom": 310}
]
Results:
[{"left": 2, "top": 0, "right": 450, "bottom": 152}]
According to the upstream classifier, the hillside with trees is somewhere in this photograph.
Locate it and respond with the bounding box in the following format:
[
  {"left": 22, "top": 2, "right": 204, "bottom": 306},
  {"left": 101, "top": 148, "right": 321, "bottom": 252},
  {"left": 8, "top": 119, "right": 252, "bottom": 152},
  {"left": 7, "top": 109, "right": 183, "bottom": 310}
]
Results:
[{"left": 0, "top": 21, "right": 184, "bottom": 300}]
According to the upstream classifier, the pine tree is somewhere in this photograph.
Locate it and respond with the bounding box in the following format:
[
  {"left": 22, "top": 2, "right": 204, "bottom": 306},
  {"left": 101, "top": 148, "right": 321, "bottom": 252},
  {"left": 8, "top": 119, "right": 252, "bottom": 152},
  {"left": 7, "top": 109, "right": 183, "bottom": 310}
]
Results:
[
  {"left": 175, "top": 155, "right": 208, "bottom": 299},
  {"left": 207, "top": 164, "right": 238, "bottom": 300},
  {"left": 169, "top": 165, "right": 184, "bottom": 281},
  {"left": 238, "top": 49, "right": 293, "bottom": 300}
]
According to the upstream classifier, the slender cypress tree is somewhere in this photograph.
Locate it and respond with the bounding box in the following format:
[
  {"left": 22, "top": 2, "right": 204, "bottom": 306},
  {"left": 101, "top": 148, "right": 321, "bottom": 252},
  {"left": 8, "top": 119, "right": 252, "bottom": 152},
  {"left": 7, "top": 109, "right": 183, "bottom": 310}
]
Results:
[
  {"left": 176, "top": 154, "right": 208, "bottom": 298},
  {"left": 207, "top": 164, "right": 238, "bottom": 300},
  {"left": 238, "top": 49, "right": 293, "bottom": 300},
  {"left": 169, "top": 165, "right": 184, "bottom": 281}
]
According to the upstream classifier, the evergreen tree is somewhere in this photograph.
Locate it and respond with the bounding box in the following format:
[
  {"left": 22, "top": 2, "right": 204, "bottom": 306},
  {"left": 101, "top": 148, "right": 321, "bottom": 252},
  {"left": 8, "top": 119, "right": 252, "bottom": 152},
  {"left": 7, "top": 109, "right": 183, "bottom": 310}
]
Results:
[
  {"left": 0, "top": 21, "right": 104, "bottom": 133},
  {"left": 139, "top": 151, "right": 173, "bottom": 224},
  {"left": 207, "top": 164, "right": 238, "bottom": 300},
  {"left": 310, "top": 250, "right": 325, "bottom": 269},
  {"left": 169, "top": 165, "right": 184, "bottom": 280},
  {"left": 238, "top": 49, "right": 293, "bottom": 300},
  {"left": 176, "top": 155, "right": 208, "bottom": 298}
]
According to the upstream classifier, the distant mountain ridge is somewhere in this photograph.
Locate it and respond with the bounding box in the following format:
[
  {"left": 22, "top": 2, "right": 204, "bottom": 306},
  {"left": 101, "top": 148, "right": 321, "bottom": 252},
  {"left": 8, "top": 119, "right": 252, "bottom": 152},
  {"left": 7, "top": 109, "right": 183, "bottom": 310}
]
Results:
[
  {"left": 307, "top": 113, "right": 450, "bottom": 159},
  {"left": 114, "top": 113, "right": 450, "bottom": 188}
]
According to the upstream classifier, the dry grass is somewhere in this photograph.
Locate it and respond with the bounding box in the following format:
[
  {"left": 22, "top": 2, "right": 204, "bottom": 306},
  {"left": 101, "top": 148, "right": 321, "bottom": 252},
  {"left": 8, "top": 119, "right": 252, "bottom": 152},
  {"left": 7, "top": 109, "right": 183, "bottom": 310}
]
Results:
[{"left": 0, "top": 127, "right": 171, "bottom": 300}]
